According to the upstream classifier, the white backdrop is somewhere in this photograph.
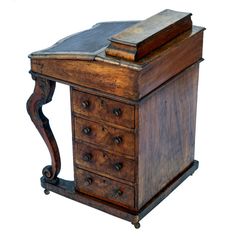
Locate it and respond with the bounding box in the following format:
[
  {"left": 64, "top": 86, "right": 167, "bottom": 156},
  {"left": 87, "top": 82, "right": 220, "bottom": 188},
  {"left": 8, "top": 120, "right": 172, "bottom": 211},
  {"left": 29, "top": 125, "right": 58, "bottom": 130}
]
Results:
[{"left": 1, "top": 0, "right": 235, "bottom": 235}]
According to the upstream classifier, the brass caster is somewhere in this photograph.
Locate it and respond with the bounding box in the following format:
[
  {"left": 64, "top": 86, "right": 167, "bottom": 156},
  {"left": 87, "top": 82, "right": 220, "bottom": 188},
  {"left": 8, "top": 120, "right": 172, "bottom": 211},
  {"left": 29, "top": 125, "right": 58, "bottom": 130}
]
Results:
[
  {"left": 132, "top": 222, "right": 141, "bottom": 229},
  {"left": 44, "top": 189, "right": 50, "bottom": 195}
]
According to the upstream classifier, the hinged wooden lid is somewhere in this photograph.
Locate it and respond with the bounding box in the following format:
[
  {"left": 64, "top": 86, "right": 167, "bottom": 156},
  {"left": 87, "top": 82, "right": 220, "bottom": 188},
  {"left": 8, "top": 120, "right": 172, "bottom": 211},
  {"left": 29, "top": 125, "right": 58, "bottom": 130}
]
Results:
[
  {"left": 30, "top": 9, "right": 205, "bottom": 101},
  {"left": 105, "top": 9, "right": 192, "bottom": 61}
]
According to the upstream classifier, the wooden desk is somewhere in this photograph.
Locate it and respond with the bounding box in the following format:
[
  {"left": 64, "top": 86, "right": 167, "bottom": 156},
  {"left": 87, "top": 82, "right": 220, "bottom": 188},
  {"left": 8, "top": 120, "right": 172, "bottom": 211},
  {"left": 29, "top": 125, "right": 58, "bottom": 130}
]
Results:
[{"left": 27, "top": 9, "right": 205, "bottom": 228}]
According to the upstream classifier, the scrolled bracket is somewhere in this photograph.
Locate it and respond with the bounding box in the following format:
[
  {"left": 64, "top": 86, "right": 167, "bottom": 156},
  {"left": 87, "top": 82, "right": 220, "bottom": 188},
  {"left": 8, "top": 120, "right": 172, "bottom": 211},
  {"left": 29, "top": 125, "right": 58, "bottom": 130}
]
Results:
[{"left": 27, "top": 74, "right": 61, "bottom": 183}]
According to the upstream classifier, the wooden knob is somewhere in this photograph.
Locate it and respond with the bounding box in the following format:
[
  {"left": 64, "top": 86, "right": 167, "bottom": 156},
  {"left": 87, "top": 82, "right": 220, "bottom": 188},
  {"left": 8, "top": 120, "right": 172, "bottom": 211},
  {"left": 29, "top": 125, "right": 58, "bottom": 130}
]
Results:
[
  {"left": 113, "top": 136, "right": 122, "bottom": 144},
  {"left": 84, "top": 177, "right": 93, "bottom": 186},
  {"left": 83, "top": 153, "right": 92, "bottom": 162},
  {"left": 114, "top": 162, "right": 123, "bottom": 171},
  {"left": 112, "top": 108, "right": 122, "bottom": 116},
  {"left": 113, "top": 189, "right": 123, "bottom": 198},
  {"left": 83, "top": 127, "right": 91, "bottom": 135},
  {"left": 81, "top": 100, "right": 90, "bottom": 109}
]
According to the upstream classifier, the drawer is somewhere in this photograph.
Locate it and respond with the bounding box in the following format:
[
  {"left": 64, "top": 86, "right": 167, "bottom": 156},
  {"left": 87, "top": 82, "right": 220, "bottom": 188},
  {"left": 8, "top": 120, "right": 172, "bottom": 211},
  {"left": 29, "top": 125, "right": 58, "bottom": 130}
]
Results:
[
  {"left": 74, "top": 117, "right": 135, "bottom": 156},
  {"left": 75, "top": 168, "right": 134, "bottom": 208},
  {"left": 74, "top": 142, "right": 135, "bottom": 182},
  {"left": 71, "top": 89, "right": 135, "bottom": 129}
]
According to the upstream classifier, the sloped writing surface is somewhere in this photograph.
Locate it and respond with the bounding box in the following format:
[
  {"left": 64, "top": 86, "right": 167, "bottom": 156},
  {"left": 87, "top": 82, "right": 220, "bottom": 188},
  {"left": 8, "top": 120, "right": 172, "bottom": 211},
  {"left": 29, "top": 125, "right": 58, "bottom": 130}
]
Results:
[{"left": 30, "top": 21, "right": 138, "bottom": 60}]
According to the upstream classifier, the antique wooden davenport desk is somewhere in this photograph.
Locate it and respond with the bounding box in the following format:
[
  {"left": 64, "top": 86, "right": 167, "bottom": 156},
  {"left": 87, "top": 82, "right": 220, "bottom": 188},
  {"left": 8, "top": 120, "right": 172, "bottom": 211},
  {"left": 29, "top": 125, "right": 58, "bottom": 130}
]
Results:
[{"left": 27, "top": 10, "right": 205, "bottom": 228}]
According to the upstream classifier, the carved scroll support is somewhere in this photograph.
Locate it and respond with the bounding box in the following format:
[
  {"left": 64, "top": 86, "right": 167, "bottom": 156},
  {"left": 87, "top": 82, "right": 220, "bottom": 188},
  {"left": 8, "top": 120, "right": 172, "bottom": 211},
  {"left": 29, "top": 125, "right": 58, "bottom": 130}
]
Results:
[{"left": 27, "top": 74, "right": 61, "bottom": 183}]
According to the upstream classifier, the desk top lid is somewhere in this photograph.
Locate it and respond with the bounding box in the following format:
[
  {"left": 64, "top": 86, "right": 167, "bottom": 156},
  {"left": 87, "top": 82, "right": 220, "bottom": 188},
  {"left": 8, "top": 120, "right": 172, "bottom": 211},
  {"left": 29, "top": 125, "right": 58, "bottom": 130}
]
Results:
[
  {"left": 29, "top": 21, "right": 138, "bottom": 60},
  {"left": 30, "top": 10, "right": 205, "bottom": 100},
  {"left": 30, "top": 9, "right": 193, "bottom": 62}
]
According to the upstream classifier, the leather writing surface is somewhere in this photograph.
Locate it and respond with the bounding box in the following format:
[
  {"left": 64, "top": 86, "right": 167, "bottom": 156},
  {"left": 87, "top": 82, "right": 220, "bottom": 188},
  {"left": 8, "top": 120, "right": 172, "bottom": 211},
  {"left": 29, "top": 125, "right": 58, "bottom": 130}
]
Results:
[{"left": 30, "top": 21, "right": 138, "bottom": 59}]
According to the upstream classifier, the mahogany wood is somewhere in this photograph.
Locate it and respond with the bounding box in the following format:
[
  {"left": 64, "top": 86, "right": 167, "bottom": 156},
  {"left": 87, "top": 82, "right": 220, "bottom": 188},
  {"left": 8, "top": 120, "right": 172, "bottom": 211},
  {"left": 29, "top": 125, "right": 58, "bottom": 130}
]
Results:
[
  {"left": 27, "top": 75, "right": 61, "bottom": 182},
  {"left": 74, "top": 168, "right": 135, "bottom": 209},
  {"left": 30, "top": 26, "right": 204, "bottom": 101},
  {"left": 27, "top": 10, "right": 205, "bottom": 228},
  {"left": 74, "top": 116, "right": 135, "bottom": 156},
  {"left": 106, "top": 9, "right": 192, "bottom": 61},
  {"left": 137, "top": 29, "right": 204, "bottom": 98},
  {"left": 137, "top": 63, "right": 199, "bottom": 208},
  {"left": 41, "top": 161, "right": 198, "bottom": 224},
  {"left": 30, "top": 59, "right": 139, "bottom": 100},
  {"left": 74, "top": 141, "right": 135, "bottom": 182},
  {"left": 71, "top": 89, "right": 135, "bottom": 128}
]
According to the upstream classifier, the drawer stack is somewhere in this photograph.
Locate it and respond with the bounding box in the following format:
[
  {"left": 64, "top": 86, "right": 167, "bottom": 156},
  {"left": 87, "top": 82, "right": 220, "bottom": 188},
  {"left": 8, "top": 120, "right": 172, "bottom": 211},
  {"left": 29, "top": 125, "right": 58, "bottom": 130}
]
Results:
[{"left": 71, "top": 88, "right": 136, "bottom": 209}]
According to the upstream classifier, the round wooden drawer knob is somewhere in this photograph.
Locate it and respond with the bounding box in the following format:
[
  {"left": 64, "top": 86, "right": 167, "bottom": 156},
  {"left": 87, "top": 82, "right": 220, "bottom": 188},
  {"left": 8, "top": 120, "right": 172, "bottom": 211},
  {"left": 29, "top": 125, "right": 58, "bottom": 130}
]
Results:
[
  {"left": 113, "top": 136, "right": 122, "bottom": 144},
  {"left": 84, "top": 177, "right": 93, "bottom": 186},
  {"left": 83, "top": 127, "right": 91, "bottom": 135},
  {"left": 114, "top": 162, "right": 123, "bottom": 171},
  {"left": 113, "top": 189, "right": 123, "bottom": 198},
  {"left": 81, "top": 100, "right": 90, "bottom": 109},
  {"left": 112, "top": 108, "right": 122, "bottom": 116},
  {"left": 83, "top": 153, "right": 92, "bottom": 162}
]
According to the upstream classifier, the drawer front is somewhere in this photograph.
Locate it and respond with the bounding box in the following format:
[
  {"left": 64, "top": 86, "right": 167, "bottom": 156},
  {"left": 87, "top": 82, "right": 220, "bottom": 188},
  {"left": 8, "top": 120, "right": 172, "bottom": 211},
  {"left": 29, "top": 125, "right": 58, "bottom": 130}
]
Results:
[
  {"left": 74, "top": 117, "right": 135, "bottom": 156},
  {"left": 72, "top": 89, "right": 135, "bottom": 129},
  {"left": 74, "top": 142, "right": 135, "bottom": 182},
  {"left": 75, "top": 168, "right": 134, "bottom": 208}
]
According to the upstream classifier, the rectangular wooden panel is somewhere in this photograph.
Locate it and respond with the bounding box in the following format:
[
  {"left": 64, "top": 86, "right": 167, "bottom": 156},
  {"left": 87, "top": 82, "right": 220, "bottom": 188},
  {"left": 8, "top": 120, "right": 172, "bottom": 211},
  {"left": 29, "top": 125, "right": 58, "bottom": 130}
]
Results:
[
  {"left": 71, "top": 89, "right": 135, "bottom": 128},
  {"left": 137, "top": 27, "right": 204, "bottom": 98},
  {"left": 74, "top": 117, "right": 135, "bottom": 156},
  {"left": 106, "top": 9, "right": 192, "bottom": 61},
  {"left": 31, "top": 59, "right": 139, "bottom": 100},
  {"left": 137, "top": 63, "right": 199, "bottom": 208},
  {"left": 75, "top": 168, "right": 134, "bottom": 208},
  {"left": 74, "top": 141, "right": 135, "bottom": 182}
]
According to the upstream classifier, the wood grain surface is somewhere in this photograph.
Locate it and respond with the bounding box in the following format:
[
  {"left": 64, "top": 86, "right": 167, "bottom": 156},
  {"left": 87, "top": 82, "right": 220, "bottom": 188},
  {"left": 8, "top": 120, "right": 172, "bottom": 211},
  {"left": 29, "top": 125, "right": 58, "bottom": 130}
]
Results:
[
  {"left": 31, "top": 27, "right": 204, "bottom": 100},
  {"left": 74, "top": 141, "right": 135, "bottom": 182},
  {"left": 71, "top": 89, "right": 135, "bottom": 128},
  {"left": 28, "top": 10, "right": 205, "bottom": 226},
  {"left": 74, "top": 116, "right": 135, "bottom": 156},
  {"left": 137, "top": 63, "right": 199, "bottom": 208},
  {"left": 106, "top": 9, "right": 192, "bottom": 61},
  {"left": 74, "top": 168, "right": 135, "bottom": 209}
]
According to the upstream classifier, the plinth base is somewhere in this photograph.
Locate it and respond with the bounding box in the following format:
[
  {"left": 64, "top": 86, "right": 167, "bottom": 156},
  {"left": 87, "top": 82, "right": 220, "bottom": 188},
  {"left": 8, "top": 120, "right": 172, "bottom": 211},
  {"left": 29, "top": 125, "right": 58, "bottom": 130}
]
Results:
[{"left": 41, "top": 160, "right": 199, "bottom": 228}]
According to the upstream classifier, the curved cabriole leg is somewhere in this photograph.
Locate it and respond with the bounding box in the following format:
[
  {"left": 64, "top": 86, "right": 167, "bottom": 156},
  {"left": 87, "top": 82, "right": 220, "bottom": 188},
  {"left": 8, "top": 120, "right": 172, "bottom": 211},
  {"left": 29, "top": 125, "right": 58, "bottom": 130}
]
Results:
[{"left": 27, "top": 75, "right": 61, "bottom": 183}]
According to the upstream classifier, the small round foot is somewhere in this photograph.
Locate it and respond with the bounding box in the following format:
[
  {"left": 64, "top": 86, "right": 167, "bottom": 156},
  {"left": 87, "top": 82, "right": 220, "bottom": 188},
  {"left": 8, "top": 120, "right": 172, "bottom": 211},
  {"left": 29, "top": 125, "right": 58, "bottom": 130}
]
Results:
[
  {"left": 44, "top": 189, "right": 50, "bottom": 195},
  {"left": 132, "top": 222, "right": 140, "bottom": 229}
]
